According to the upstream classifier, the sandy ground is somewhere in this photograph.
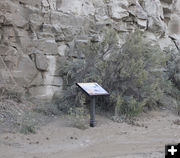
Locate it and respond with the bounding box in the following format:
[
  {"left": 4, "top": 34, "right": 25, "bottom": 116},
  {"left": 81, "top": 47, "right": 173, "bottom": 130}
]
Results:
[{"left": 0, "top": 109, "right": 180, "bottom": 158}]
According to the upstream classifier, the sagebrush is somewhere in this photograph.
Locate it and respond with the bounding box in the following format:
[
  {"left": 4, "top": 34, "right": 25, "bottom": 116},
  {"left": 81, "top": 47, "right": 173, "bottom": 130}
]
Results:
[{"left": 56, "top": 29, "right": 172, "bottom": 118}]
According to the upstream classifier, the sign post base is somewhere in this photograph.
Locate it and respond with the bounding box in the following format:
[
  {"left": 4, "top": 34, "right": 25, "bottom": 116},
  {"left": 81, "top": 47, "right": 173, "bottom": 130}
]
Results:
[{"left": 90, "top": 96, "right": 95, "bottom": 127}]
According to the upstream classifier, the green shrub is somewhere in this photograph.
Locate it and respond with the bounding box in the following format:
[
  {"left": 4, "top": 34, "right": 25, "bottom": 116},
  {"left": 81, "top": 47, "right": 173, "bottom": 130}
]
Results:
[
  {"left": 19, "top": 112, "right": 37, "bottom": 134},
  {"left": 165, "top": 48, "right": 180, "bottom": 114},
  {"left": 103, "top": 30, "right": 170, "bottom": 116},
  {"left": 58, "top": 29, "right": 170, "bottom": 118},
  {"left": 20, "top": 123, "right": 36, "bottom": 135},
  {"left": 170, "top": 85, "right": 180, "bottom": 115},
  {"left": 32, "top": 102, "right": 60, "bottom": 116}
]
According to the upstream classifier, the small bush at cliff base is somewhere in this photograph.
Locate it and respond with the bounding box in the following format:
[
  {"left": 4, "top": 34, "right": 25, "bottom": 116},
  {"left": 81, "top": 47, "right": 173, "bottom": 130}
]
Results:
[
  {"left": 19, "top": 112, "right": 37, "bottom": 134},
  {"left": 60, "top": 29, "right": 170, "bottom": 118},
  {"left": 103, "top": 31, "right": 170, "bottom": 117},
  {"left": 0, "top": 86, "right": 24, "bottom": 102},
  {"left": 68, "top": 107, "right": 88, "bottom": 130}
]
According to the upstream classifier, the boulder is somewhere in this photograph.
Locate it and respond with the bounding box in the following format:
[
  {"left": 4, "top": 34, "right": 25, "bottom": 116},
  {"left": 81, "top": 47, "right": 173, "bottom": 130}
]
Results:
[
  {"left": 45, "top": 56, "right": 57, "bottom": 75},
  {"left": 15, "top": 29, "right": 32, "bottom": 52},
  {"left": 95, "top": 9, "right": 109, "bottom": 22},
  {"left": 143, "top": 31, "right": 157, "bottom": 42},
  {"left": 144, "top": 0, "right": 166, "bottom": 35},
  {"left": 54, "top": 26, "right": 82, "bottom": 42},
  {"left": 43, "top": 75, "right": 63, "bottom": 86},
  {"left": 128, "top": 1, "right": 148, "bottom": 19},
  {"left": 12, "top": 55, "right": 38, "bottom": 87},
  {"left": 137, "top": 19, "right": 147, "bottom": 29},
  {"left": 29, "top": 72, "right": 43, "bottom": 86},
  {"left": 148, "top": 16, "right": 166, "bottom": 35},
  {"left": 37, "top": 32, "right": 54, "bottom": 40},
  {"left": 29, "top": 13, "right": 44, "bottom": 30},
  {"left": 0, "top": 1, "right": 15, "bottom": 14},
  {"left": 54, "top": 56, "right": 67, "bottom": 76},
  {"left": 29, "top": 85, "right": 61, "bottom": 99},
  {"left": 57, "top": 0, "right": 82, "bottom": 14},
  {"left": 108, "top": 0, "right": 129, "bottom": 20},
  {"left": 4, "top": 12, "right": 28, "bottom": 28},
  {"left": 56, "top": 0, "right": 95, "bottom": 16},
  {"left": 93, "top": 0, "right": 108, "bottom": 21},
  {"left": 60, "top": 27, "right": 74, "bottom": 42},
  {"left": 0, "top": 69, "right": 13, "bottom": 84},
  {"left": 94, "top": 0, "right": 109, "bottom": 22},
  {"left": 0, "top": 1, "right": 28, "bottom": 27},
  {"left": 68, "top": 39, "right": 89, "bottom": 58},
  {"left": 158, "top": 36, "right": 175, "bottom": 50},
  {"left": 144, "top": 0, "right": 164, "bottom": 19},
  {"left": 0, "top": 58, "right": 5, "bottom": 69},
  {"left": 4, "top": 55, "right": 18, "bottom": 70},
  {"left": 58, "top": 44, "right": 68, "bottom": 56},
  {"left": 168, "top": 15, "right": 180, "bottom": 35},
  {"left": 0, "top": 46, "right": 18, "bottom": 71},
  {"left": 34, "top": 53, "right": 48, "bottom": 71},
  {"left": 0, "top": 45, "right": 17, "bottom": 56},
  {"left": 42, "top": 24, "right": 54, "bottom": 32},
  {"left": 3, "top": 27, "right": 31, "bottom": 50},
  {"left": 35, "top": 40, "right": 58, "bottom": 55},
  {"left": 2, "top": 27, "right": 16, "bottom": 45},
  {"left": 51, "top": 11, "right": 86, "bottom": 28}
]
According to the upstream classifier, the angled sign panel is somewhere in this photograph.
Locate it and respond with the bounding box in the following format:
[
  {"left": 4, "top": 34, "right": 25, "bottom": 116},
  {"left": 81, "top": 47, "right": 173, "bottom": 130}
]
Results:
[{"left": 76, "top": 82, "right": 109, "bottom": 96}]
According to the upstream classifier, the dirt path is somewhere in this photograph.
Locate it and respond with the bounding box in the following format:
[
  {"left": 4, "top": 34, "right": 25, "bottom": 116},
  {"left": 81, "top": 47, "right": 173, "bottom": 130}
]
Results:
[{"left": 0, "top": 110, "right": 180, "bottom": 158}]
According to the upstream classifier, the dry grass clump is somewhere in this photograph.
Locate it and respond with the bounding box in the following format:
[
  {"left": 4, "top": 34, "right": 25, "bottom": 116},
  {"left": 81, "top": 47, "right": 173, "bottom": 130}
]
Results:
[
  {"left": 0, "top": 86, "right": 24, "bottom": 102},
  {"left": 0, "top": 86, "right": 33, "bottom": 133},
  {"left": 0, "top": 86, "right": 57, "bottom": 134},
  {"left": 68, "top": 107, "right": 89, "bottom": 130}
]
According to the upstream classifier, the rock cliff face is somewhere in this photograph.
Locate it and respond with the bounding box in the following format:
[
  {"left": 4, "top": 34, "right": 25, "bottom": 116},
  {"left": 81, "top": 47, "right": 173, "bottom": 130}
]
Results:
[{"left": 0, "top": 0, "right": 179, "bottom": 99}]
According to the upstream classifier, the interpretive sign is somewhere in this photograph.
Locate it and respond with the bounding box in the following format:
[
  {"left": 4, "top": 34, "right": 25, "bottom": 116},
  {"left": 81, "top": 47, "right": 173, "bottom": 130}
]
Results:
[
  {"left": 76, "top": 83, "right": 109, "bottom": 96},
  {"left": 76, "top": 82, "right": 109, "bottom": 127}
]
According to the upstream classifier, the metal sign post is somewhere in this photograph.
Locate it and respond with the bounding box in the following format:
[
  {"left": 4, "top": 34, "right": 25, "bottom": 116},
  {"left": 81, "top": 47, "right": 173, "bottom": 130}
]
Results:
[
  {"left": 90, "top": 96, "right": 96, "bottom": 127},
  {"left": 76, "top": 82, "right": 109, "bottom": 127}
]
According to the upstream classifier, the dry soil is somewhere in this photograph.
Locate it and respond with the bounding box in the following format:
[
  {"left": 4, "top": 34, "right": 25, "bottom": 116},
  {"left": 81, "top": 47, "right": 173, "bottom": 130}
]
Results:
[{"left": 0, "top": 110, "right": 180, "bottom": 158}]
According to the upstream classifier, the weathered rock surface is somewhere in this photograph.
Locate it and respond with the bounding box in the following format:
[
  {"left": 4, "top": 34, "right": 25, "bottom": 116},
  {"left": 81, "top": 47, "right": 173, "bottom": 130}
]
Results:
[
  {"left": 108, "top": 0, "right": 129, "bottom": 20},
  {"left": 34, "top": 53, "right": 48, "bottom": 71},
  {"left": 12, "top": 55, "right": 38, "bottom": 87},
  {"left": 58, "top": 44, "right": 68, "bottom": 56},
  {"left": 0, "top": 0, "right": 180, "bottom": 100}
]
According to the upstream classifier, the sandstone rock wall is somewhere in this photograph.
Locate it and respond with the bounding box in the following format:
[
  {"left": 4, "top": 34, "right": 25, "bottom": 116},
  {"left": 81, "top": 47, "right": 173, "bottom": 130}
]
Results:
[{"left": 0, "top": 0, "right": 179, "bottom": 99}]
